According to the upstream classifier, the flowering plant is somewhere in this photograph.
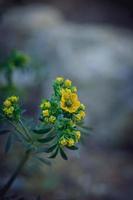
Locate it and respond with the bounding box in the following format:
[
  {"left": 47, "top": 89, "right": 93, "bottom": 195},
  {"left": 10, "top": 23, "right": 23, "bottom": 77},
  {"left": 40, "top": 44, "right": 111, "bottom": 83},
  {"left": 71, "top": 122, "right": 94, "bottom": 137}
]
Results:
[
  {"left": 0, "top": 77, "right": 90, "bottom": 198},
  {"left": 0, "top": 50, "right": 30, "bottom": 87}
]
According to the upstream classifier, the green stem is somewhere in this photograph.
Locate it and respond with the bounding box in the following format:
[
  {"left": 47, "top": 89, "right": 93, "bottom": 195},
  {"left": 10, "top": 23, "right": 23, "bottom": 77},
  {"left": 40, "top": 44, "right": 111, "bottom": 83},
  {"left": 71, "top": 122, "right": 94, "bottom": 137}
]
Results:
[
  {"left": 19, "top": 119, "right": 31, "bottom": 141},
  {"left": 5, "top": 69, "right": 13, "bottom": 87},
  {"left": 0, "top": 150, "right": 31, "bottom": 198},
  {"left": 7, "top": 120, "right": 28, "bottom": 141}
]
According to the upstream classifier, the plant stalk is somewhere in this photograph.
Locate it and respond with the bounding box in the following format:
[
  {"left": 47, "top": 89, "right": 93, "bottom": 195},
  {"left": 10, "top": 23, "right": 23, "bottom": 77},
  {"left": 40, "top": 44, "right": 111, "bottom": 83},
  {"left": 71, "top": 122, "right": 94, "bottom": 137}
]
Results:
[
  {"left": 6, "top": 69, "right": 13, "bottom": 87},
  {"left": 19, "top": 119, "right": 31, "bottom": 141},
  {"left": 0, "top": 150, "right": 31, "bottom": 198}
]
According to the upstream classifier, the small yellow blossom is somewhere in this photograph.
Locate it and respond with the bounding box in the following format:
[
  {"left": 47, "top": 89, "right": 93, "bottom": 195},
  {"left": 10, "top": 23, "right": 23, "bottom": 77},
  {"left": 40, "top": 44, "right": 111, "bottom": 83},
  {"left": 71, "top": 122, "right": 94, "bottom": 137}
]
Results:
[
  {"left": 80, "top": 103, "right": 85, "bottom": 110},
  {"left": 49, "top": 115, "right": 56, "bottom": 123},
  {"left": 75, "top": 131, "right": 81, "bottom": 140},
  {"left": 61, "top": 89, "right": 80, "bottom": 113},
  {"left": 75, "top": 111, "right": 85, "bottom": 121},
  {"left": 67, "top": 138, "right": 75, "bottom": 146},
  {"left": 3, "top": 100, "right": 11, "bottom": 107},
  {"left": 79, "top": 111, "right": 86, "bottom": 118},
  {"left": 42, "top": 110, "right": 49, "bottom": 117},
  {"left": 56, "top": 77, "right": 64, "bottom": 83},
  {"left": 9, "top": 96, "right": 19, "bottom": 103},
  {"left": 64, "top": 79, "right": 72, "bottom": 87},
  {"left": 3, "top": 106, "right": 14, "bottom": 117},
  {"left": 75, "top": 114, "right": 82, "bottom": 121},
  {"left": 45, "top": 101, "right": 51, "bottom": 108},
  {"left": 44, "top": 117, "right": 49, "bottom": 123},
  {"left": 41, "top": 101, "right": 51, "bottom": 109},
  {"left": 71, "top": 86, "right": 77, "bottom": 93},
  {"left": 60, "top": 138, "right": 67, "bottom": 146}
]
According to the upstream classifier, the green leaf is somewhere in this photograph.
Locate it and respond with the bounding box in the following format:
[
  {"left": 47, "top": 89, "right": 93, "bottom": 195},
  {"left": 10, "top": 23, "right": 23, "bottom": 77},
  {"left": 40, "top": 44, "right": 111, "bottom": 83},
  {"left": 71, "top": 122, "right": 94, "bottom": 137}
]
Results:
[
  {"left": 78, "top": 126, "right": 93, "bottom": 135},
  {"left": 38, "top": 135, "right": 56, "bottom": 143},
  {"left": 33, "top": 127, "right": 53, "bottom": 134},
  {"left": 46, "top": 143, "right": 58, "bottom": 153},
  {"left": 35, "top": 147, "right": 50, "bottom": 153},
  {"left": 0, "top": 129, "right": 10, "bottom": 135},
  {"left": 81, "top": 126, "right": 93, "bottom": 131},
  {"left": 36, "top": 157, "right": 51, "bottom": 166},
  {"left": 49, "top": 148, "right": 59, "bottom": 158},
  {"left": 66, "top": 146, "right": 78, "bottom": 150},
  {"left": 4, "top": 134, "right": 13, "bottom": 153},
  {"left": 60, "top": 148, "right": 68, "bottom": 160}
]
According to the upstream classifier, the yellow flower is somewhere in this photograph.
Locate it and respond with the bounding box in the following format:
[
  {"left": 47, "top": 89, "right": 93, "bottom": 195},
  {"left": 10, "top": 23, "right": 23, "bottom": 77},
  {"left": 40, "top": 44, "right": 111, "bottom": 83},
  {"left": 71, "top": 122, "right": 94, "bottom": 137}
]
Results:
[
  {"left": 9, "top": 96, "right": 19, "bottom": 103},
  {"left": 75, "top": 114, "right": 82, "bottom": 121},
  {"left": 56, "top": 77, "right": 64, "bottom": 83},
  {"left": 67, "top": 138, "right": 75, "bottom": 147},
  {"left": 60, "top": 138, "right": 67, "bottom": 146},
  {"left": 49, "top": 115, "right": 56, "bottom": 123},
  {"left": 41, "top": 101, "right": 51, "bottom": 109},
  {"left": 45, "top": 101, "right": 51, "bottom": 108},
  {"left": 71, "top": 86, "right": 77, "bottom": 93},
  {"left": 75, "top": 111, "right": 85, "bottom": 121},
  {"left": 3, "top": 106, "right": 14, "bottom": 116},
  {"left": 75, "top": 131, "right": 81, "bottom": 140},
  {"left": 64, "top": 79, "right": 72, "bottom": 87},
  {"left": 79, "top": 111, "right": 86, "bottom": 118},
  {"left": 42, "top": 110, "right": 49, "bottom": 117},
  {"left": 3, "top": 100, "right": 11, "bottom": 107},
  {"left": 61, "top": 89, "right": 80, "bottom": 113},
  {"left": 80, "top": 103, "right": 85, "bottom": 110}
]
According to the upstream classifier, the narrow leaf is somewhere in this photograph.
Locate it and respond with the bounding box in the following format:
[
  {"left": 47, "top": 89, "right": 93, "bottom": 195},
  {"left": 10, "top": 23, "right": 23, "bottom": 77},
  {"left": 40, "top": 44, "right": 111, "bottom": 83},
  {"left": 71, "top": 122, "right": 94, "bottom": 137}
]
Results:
[
  {"left": 60, "top": 148, "right": 68, "bottom": 160},
  {"left": 38, "top": 135, "right": 56, "bottom": 143},
  {"left": 46, "top": 143, "right": 58, "bottom": 153},
  {"left": 66, "top": 146, "right": 78, "bottom": 150},
  {"left": 79, "top": 126, "right": 93, "bottom": 135},
  {"left": 49, "top": 148, "right": 59, "bottom": 158},
  {"left": 35, "top": 147, "right": 50, "bottom": 153},
  {"left": 36, "top": 157, "right": 51, "bottom": 166},
  {"left": 33, "top": 127, "right": 53, "bottom": 134},
  {"left": 81, "top": 126, "right": 93, "bottom": 131}
]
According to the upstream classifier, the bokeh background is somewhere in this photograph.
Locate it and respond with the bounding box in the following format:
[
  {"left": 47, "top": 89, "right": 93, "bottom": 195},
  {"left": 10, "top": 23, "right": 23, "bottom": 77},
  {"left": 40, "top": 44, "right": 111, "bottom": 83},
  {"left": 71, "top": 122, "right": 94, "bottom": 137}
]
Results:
[{"left": 0, "top": 0, "right": 133, "bottom": 199}]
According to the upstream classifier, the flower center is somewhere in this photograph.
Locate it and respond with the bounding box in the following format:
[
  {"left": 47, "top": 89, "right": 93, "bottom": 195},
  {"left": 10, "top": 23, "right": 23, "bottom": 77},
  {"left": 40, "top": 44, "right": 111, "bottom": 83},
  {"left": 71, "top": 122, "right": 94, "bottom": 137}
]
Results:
[{"left": 65, "top": 99, "right": 73, "bottom": 107}]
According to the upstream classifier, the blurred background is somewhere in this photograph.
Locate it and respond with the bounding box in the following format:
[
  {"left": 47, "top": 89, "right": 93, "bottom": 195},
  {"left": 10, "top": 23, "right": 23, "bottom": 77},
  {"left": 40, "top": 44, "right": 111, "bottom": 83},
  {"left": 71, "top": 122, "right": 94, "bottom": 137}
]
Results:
[{"left": 0, "top": 0, "right": 133, "bottom": 199}]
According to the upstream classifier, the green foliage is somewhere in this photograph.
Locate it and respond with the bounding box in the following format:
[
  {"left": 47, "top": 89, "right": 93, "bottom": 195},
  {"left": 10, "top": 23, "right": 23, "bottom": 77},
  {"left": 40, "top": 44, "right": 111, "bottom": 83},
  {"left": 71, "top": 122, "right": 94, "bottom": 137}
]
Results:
[
  {"left": 59, "top": 147, "right": 68, "bottom": 160},
  {"left": 0, "top": 49, "right": 30, "bottom": 87},
  {"left": 0, "top": 49, "right": 30, "bottom": 71},
  {"left": 0, "top": 77, "right": 91, "bottom": 198},
  {"left": 0, "top": 76, "right": 91, "bottom": 163},
  {"left": 35, "top": 156, "right": 51, "bottom": 166}
]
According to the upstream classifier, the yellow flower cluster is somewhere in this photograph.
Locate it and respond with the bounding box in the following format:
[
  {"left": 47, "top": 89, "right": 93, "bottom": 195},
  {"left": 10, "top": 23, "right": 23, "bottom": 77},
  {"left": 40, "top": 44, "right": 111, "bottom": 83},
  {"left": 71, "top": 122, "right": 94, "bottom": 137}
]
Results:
[
  {"left": 56, "top": 77, "right": 64, "bottom": 83},
  {"left": 75, "top": 110, "right": 86, "bottom": 122},
  {"left": 40, "top": 77, "right": 86, "bottom": 148},
  {"left": 59, "top": 130, "right": 81, "bottom": 147},
  {"left": 56, "top": 77, "right": 86, "bottom": 121},
  {"left": 40, "top": 100, "right": 56, "bottom": 124},
  {"left": 3, "top": 96, "right": 19, "bottom": 118}
]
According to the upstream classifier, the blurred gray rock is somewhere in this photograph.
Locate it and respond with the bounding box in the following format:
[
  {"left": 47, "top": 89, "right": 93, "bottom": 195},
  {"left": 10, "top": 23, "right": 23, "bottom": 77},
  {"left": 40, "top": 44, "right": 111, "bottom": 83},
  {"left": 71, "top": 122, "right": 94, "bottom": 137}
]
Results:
[{"left": 2, "top": 4, "right": 63, "bottom": 31}]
